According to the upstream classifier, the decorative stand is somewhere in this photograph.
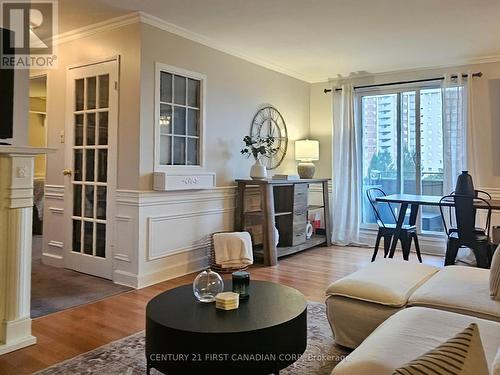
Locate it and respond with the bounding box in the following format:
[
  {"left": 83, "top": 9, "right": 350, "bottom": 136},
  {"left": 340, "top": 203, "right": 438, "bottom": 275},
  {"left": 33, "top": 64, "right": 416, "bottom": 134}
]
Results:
[
  {"left": 0, "top": 146, "right": 53, "bottom": 355},
  {"left": 235, "top": 178, "right": 331, "bottom": 266}
]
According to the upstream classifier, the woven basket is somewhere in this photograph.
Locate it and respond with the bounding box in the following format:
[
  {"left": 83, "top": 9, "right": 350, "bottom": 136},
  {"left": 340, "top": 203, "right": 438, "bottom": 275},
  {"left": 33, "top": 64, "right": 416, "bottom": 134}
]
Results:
[{"left": 209, "top": 231, "right": 250, "bottom": 274}]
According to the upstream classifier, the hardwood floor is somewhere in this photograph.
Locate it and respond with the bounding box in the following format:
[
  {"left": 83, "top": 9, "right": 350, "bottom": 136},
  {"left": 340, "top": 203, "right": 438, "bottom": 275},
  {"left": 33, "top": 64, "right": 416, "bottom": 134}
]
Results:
[{"left": 0, "top": 246, "right": 443, "bottom": 375}]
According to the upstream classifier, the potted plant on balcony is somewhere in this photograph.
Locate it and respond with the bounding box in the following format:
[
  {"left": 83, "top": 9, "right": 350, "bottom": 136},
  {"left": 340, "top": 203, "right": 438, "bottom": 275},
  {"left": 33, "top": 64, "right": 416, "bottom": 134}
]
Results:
[{"left": 241, "top": 135, "right": 276, "bottom": 179}]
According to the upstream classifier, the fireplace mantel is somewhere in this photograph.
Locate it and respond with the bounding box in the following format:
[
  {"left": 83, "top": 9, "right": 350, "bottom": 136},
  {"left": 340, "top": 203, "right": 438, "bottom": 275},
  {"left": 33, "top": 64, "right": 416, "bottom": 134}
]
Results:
[
  {"left": 0, "top": 146, "right": 55, "bottom": 154},
  {"left": 0, "top": 146, "right": 54, "bottom": 355}
]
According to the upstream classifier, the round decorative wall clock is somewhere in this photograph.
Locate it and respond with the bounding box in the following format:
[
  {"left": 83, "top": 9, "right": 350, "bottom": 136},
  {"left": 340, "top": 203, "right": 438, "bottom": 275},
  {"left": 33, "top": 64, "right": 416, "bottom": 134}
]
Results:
[{"left": 250, "top": 106, "right": 288, "bottom": 170}]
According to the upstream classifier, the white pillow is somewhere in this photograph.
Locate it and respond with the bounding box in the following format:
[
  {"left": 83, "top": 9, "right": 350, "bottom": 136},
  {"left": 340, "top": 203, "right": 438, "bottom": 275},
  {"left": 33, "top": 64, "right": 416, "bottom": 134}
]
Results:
[{"left": 490, "top": 244, "right": 500, "bottom": 301}]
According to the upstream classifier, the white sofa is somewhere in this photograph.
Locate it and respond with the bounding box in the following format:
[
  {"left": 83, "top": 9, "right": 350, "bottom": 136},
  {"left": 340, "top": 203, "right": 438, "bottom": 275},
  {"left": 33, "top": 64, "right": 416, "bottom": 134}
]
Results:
[
  {"left": 326, "top": 260, "right": 500, "bottom": 349},
  {"left": 326, "top": 254, "right": 500, "bottom": 374},
  {"left": 332, "top": 307, "right": 500, "bottom": 375},
  {"left": 325, "top": 260, "right": 439, "bottom": 348}
]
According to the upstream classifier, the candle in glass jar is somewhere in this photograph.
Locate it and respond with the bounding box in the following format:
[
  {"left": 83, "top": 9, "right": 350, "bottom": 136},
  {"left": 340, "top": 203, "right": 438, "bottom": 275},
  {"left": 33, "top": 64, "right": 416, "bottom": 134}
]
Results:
[{"left": 232, "top": 271, "right": 250, "bottom": 300}]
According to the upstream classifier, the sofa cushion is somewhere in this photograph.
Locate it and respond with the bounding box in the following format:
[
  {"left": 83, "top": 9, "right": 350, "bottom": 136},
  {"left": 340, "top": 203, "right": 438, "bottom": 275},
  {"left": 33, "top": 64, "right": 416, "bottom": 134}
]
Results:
[
  {"left": 393, "top": 323, "right": 488, "bottom": 375},
  {"left": 409, "top": 265, "right": 500, "bottom": 321},
  {"left": 325, "top": 295, "right": 403, "bottom": 349},
  {"left": 332, "top": 307, "right": 500, "bottom": 375},
  {"left": 491, "top": 244, "right": 500, "bottom": 300},
  {"left": 325, "top": 259, "right": 439, "bottom": 307}
]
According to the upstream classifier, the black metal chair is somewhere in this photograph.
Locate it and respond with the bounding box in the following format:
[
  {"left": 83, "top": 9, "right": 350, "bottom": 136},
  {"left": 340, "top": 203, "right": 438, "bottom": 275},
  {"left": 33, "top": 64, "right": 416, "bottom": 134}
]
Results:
[
  {"left": 439, "top": 194, "right": 493, "bottom": 268},
  {"left": 366, "top": 188, "right": 422, "bottom": 262},
  {"left": 444, "top": 190, "right": 492, "bottom": 236}
]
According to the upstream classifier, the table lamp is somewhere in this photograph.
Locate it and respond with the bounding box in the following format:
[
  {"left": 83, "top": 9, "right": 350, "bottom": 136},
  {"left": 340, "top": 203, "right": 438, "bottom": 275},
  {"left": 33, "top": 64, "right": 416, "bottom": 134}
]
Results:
[{"left": 295, "top": 139, "right": 319, "bottom": 179}]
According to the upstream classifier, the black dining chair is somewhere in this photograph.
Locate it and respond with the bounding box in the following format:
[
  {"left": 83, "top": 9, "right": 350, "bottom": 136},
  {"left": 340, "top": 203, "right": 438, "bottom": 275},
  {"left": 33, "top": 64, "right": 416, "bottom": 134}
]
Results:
[
  {"left": 366, "top": 188, "right": 422, "bottom": 262},
  {"left": 444, "top": 189, "right": 492, "bottom": 236},
  {"left": 439, "top": 194, "right": 492, "bottom": 268}
]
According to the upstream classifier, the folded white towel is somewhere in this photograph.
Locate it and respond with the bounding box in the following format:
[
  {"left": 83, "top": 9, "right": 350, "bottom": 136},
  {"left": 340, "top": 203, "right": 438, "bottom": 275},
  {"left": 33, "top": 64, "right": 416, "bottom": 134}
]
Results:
[{"left": 213, "top": 232, "right": 253, "bottom": 267}]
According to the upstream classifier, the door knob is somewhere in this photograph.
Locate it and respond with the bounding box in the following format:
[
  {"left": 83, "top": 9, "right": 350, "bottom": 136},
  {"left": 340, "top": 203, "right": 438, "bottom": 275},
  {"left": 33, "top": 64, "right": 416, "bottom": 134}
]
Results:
[{"left": 62, "top": 169, "right": 73, "bottom": 176}]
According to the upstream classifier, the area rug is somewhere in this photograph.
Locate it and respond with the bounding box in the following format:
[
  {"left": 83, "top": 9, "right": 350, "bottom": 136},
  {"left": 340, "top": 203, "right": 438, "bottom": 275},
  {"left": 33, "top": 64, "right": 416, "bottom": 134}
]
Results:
[
  {"left": 34, "top": 302, "right": 350, "bottom": 374},
  {"left": 31, "top": 260, "right": 132, "bottom": 318}
]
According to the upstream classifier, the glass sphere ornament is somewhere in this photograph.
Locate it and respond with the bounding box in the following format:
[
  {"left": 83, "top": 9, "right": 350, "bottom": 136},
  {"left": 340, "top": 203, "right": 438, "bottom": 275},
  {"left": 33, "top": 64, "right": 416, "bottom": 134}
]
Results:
[{"left": 192, "top": 269, "right": 224, "bottom": 303}]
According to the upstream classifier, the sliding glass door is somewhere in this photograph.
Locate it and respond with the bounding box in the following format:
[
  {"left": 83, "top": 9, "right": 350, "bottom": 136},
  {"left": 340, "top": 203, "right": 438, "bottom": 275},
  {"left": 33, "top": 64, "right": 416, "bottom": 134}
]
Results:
[{"left": 360, "top": 86, "right": 444, "bottom": 233}]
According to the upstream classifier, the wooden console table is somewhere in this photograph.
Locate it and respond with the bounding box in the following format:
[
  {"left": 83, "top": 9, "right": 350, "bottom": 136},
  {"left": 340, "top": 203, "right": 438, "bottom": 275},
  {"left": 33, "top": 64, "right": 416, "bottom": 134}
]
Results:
[{"left": 235, "top": 178, "right": 331, "bottom": 266}]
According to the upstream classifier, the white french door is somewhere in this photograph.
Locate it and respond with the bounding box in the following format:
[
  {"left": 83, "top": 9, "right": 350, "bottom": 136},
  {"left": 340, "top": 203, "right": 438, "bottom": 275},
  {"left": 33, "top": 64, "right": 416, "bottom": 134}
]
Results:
[{"left": 64, "top": 59, "right": 118, "bottom": 279}]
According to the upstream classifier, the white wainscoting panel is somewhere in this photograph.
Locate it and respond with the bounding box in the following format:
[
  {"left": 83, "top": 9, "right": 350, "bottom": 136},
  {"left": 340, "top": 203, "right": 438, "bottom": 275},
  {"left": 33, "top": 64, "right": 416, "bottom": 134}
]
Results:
[
  {"left": 114, "top": 187, "right": 236, "bottom": 288},
  {"left": 42, "top": 184, "right": 65, "bottom": 267},
  {"left": 147, "top": 207, "right": 234, "bottom": 260}
]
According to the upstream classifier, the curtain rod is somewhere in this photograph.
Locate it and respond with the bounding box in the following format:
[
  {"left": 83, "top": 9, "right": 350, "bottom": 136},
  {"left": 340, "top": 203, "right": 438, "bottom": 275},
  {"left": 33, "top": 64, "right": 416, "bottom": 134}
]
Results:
[{"left": 323, "top": 72, "right": 483, "bottom": 93}]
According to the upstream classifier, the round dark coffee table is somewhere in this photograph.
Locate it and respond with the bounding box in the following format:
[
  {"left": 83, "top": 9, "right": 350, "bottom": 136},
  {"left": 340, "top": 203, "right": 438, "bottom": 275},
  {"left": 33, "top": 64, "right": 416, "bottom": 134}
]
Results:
[{"left": 146, "top": 280, "right": 307, "bottom": 375}]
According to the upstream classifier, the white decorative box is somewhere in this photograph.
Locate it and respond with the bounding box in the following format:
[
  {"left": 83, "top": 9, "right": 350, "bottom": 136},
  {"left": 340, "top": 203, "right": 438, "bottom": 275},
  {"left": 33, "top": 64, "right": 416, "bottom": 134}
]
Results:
[
  {"left": 215, "top": 292, "right": 240, "bottom": 310},
  {"left": 153, "top": 171, "right": 216, "bottom": 191}
]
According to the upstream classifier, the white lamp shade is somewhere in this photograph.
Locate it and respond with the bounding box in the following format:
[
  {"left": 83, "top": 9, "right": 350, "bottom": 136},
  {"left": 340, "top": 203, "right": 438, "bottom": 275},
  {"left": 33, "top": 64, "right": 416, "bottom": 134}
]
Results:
[{"left": 295, "top": 139, "right": 319, "bottom": 161}]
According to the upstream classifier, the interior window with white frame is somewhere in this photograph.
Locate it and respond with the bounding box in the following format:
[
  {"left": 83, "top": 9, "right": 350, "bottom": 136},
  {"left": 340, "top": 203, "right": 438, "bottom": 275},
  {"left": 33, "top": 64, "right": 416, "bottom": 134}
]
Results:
[{"left": 156, "top": 64, "right": 204, "bottom": 168}]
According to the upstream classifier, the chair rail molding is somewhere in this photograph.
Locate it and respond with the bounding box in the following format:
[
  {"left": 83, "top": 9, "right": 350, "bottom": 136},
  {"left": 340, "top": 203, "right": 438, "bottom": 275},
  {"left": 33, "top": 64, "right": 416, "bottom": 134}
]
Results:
[{"left": 115, "top": 186, "right": 236, "bottom": 207}]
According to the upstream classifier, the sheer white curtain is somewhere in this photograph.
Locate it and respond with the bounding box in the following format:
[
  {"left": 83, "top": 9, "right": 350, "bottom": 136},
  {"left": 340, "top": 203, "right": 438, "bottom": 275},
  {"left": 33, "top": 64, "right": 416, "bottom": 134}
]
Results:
[
  {"left": 330, "top": 82, "right": 364, "bottom": 246},
  {"left": 441, "top": 72, "right": 475, "bottom": 194},
  {"left": 442, "top": 72, "right": 478, "bottom": 264}
]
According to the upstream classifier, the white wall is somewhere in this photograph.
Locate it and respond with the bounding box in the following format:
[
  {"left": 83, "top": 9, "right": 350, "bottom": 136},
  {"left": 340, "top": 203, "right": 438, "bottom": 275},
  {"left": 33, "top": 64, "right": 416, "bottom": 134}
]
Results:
[{"left": 310, "top": 84, "right": 332, "bottom": 178}]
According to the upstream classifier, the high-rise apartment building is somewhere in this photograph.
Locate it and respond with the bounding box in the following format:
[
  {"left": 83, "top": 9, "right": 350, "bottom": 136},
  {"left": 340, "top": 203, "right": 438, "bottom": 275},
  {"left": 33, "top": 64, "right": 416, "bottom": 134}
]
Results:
[{"left": 362, "top": 89, "right": 443, "bottom": 177}]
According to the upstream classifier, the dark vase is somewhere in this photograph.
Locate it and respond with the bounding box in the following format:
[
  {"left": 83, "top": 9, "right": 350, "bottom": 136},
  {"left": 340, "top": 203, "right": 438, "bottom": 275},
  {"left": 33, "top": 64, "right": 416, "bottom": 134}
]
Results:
[{"left": 455, "top": 171, "right": 475, "bottom": 196}]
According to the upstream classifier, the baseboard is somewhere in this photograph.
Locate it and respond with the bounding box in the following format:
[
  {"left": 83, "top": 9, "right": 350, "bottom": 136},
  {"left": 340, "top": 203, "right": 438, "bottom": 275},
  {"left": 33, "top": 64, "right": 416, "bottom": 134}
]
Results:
[
  {"left": 359, "top": 229, "right": 446, "bottom": 257},
  {"left": 137, "top": 255, "right": 209, "bottom": 289},
  {"left": 0, "top": 317, "right": 37, "bottom": 355},
  {"left": 41, "top": 252, "right": 64, "bottom": 267},
  {"left": 114, "top": 254, "right": 209, "bottom": 290},
  {"left": 0, "top": 335, "right": 36, "bottom": 355},
  {"left": 113, "top": 270, "right": 139, "bottom": 289}
]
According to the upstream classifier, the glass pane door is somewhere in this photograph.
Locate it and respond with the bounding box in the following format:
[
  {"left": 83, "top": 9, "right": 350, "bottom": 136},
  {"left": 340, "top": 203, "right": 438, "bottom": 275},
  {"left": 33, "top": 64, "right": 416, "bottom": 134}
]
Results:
[
  {"left": 72, "top": 74, "right": 109, "bottom": 258},
  {"left": 401, "top": 91, "right": 417, "bottom": 195},
  {"left": 361, "top": 93, "right": 398, "bottom": 224},
  {"left": 420, "top": 88, "right": 444, "bottom": 232},
  {"left": 361, "top": 87, "right": 445, "bottom": 233}
]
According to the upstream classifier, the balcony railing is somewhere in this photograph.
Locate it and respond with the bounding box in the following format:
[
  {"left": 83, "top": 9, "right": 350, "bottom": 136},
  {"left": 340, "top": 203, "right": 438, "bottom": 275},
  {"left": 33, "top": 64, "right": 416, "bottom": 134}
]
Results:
[{"left": 363, "top": 173, "right": 445, "bottom": 231}]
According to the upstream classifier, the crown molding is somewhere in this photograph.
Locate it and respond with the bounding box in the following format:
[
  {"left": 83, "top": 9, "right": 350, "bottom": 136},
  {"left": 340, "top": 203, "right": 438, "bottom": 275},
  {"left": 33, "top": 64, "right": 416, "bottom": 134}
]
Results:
[
  {"left": 51, "top": 13, "right": 141, "bottom": 46},
  {"left": 137, "top": 12, "right": 310, "bottom": 82},
  {"left": 50, "top": 11, "right": 310, "bottom": 82}
]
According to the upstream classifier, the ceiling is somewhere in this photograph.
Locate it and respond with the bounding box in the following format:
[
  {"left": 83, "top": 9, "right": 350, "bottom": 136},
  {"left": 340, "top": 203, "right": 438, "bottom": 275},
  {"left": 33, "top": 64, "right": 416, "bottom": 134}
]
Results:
[{"left": 57, "top": 0, "right": 500, "bottom": 82}]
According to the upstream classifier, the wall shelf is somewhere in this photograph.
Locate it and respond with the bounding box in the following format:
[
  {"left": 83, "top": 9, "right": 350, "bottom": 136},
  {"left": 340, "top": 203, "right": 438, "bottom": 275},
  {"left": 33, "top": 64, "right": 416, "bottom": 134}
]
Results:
[{"left": 308, "top": 204, "right": 324, "bottom": 210}]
